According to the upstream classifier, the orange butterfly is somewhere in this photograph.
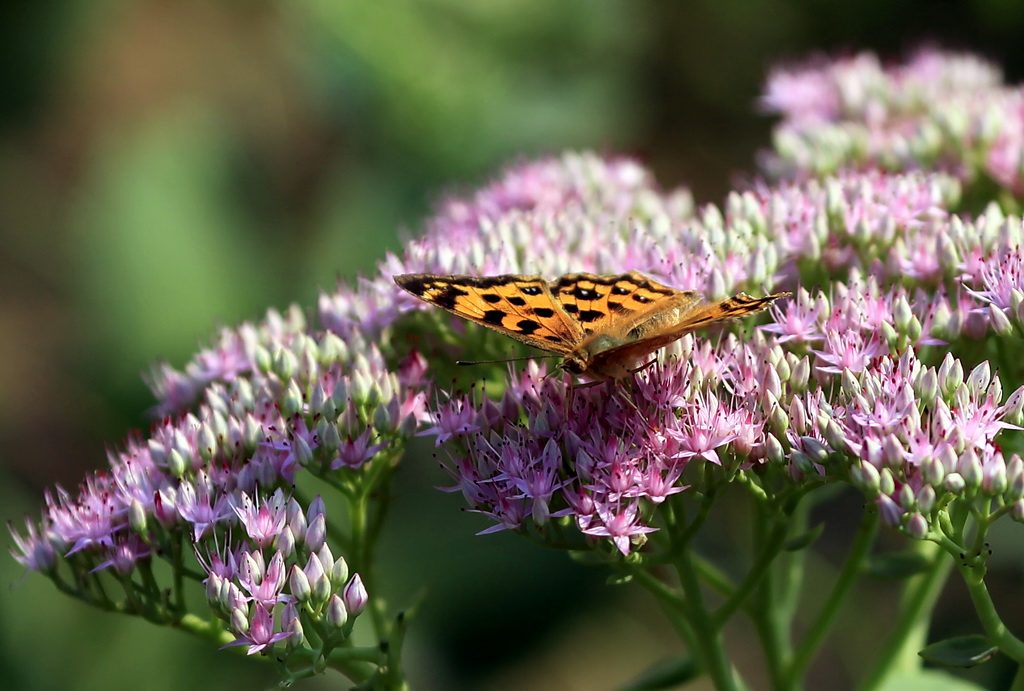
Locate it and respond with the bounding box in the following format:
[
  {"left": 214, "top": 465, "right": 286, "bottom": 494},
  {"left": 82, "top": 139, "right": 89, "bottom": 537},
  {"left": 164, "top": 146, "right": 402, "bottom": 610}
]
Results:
[{"left": 395, "top": 271, "right": 790, "bottom": 381}]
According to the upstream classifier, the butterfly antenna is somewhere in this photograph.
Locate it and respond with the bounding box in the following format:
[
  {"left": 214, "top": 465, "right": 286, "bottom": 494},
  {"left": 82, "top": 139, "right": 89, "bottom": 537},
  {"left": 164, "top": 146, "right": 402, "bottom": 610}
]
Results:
[{"left": 456, "top": 354, "right": 560, "bottom": 366}]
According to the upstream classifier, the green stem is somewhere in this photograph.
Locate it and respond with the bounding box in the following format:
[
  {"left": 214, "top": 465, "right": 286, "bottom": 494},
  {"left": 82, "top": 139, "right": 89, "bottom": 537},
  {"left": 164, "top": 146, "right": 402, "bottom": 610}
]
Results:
[
  {"left": 713, "top": 514, "right": 790, "bottom": 627},
  {"left": 961, "top": 563, "right": 1024, "bottom": 663},
  {"left": 676, "top": 551, "right": 741, "bottom": 691},
  {"left": 857, "top": 541, "right": 952, "bottom": 690},
  {"left": 782, "top": 506, "right": 879, "bottom": 688}
]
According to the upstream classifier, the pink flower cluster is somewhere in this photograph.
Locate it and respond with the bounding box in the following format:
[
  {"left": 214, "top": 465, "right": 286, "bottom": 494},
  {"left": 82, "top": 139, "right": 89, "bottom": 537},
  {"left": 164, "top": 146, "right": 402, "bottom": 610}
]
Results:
[{"left": 761, "top": 48, "right": 1024, "bottom": 196}]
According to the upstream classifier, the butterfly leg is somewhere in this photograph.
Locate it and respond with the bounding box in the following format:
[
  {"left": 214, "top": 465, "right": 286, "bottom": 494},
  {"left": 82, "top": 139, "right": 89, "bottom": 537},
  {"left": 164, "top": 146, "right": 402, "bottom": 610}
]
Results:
[{"left": 628, "top": 358, "right": 659, "bottom": 375}]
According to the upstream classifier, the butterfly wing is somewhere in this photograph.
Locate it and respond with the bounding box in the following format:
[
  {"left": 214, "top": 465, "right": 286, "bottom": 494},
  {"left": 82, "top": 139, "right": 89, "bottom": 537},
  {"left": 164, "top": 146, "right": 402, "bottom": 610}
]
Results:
[
  {"left": 550, "top": 271, "right": 684, "bottom": 336},
  {"left": 586, "top": 290, "right": 791, "bottom": 374},
  {"left": 395, "top": 273, "right": 584, "bottom": 354}
]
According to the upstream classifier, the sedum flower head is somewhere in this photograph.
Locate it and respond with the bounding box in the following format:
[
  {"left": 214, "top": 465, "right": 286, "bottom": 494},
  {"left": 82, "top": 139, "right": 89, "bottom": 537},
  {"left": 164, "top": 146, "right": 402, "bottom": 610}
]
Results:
[
  {"left": 761, "top": 48, "right": 1024, "bottom": 200},
  {"left": 12, "top": 50, "right": 1024, "bottom": 680}
]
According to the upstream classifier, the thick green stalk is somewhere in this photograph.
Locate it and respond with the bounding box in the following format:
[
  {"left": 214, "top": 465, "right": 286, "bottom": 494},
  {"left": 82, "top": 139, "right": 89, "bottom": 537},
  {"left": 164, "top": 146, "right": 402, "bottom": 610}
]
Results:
[
  {"left": 782, "top": 507, "right": 879, "bottom": 688},
  {"left": 676, "top": 550, "right": 741, "bottom": 691},
  {"left": 962, "top": 564, "right": 1024, "bottom": 663},
  {"left": 857, "top": 541, "right": 951, "bottom": 690}
]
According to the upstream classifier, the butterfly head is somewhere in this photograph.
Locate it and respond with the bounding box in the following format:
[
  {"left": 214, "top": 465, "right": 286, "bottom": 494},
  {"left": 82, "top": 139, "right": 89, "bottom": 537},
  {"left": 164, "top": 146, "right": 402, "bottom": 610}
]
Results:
[{"left": 558, "top": 354, "right": 588, "bottom": 377}]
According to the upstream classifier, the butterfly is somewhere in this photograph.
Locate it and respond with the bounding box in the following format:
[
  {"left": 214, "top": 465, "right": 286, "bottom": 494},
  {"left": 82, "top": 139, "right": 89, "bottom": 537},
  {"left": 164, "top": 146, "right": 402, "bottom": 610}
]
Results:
[{"left": 394, "top": 271, "right": 790, "bottom": 381}]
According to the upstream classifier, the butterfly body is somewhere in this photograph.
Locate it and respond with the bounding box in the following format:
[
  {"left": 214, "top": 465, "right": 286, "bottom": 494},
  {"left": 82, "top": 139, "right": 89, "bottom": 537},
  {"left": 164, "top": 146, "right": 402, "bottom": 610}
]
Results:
[{"left": 395, "top": 271, "right": 789, "bottom": 381}]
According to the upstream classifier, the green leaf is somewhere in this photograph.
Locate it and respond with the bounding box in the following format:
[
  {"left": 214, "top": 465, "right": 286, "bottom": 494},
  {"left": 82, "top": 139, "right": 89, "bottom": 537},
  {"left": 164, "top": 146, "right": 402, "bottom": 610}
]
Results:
[
  {"left": 918, "top": 635, "right": 998, "bottom": 668},
  {"left": 783, "top": 522, "right": 825, "bottom": 551},
  {"left": 618, "top": 656, "right": 698, "bottom": 690},
  {"left": 877, "top": 669, "right": 987, "bottom": 690},
  {"left": 865, "top": 551, "right": 932, "bottom": 580}
]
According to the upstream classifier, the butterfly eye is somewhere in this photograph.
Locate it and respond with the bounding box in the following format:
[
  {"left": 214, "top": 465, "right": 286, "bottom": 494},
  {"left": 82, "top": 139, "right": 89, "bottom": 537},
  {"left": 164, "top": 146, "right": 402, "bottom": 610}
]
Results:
[{"left": 560, "top": 358, "right": 586, "bottom": 375}]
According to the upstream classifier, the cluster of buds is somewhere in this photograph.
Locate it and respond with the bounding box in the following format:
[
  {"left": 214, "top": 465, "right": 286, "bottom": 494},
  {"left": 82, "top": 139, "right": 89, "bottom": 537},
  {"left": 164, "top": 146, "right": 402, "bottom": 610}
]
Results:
[
  {"left": 203, "top": 493, "right": 367, "bottom": 656},
  {"left": 761, "top": 48, "right": 1024, "bottom": 197}
]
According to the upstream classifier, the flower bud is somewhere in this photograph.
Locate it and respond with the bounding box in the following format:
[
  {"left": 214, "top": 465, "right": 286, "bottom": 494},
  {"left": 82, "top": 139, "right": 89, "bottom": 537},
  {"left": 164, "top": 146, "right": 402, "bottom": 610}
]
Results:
[
  {"left": 841, "top": 369, "right": 862, "bottom": 398},
  {"left": 763, "top": 365, "right": 782, "bottom": 400},
  {"left": 305, "top": 514, "right": 326, "bottom": 552},
  {"left": 343, "top": 574, "right": 368, "bottom": 616},
  {"left": 878, "top": 468, "right": 896, "bottom": 497},
  {"left": 1013, "top": 500, "right": 1024, "bottom": 522},
  {"left": 1007, "top": 455, "right": 1024, "bottom": 502},
  {"left": 273, "top": 347, "right": 298, "bottom": 380},
  {"left": 309, "top": 383, "right": 329, "bottom": 417},
  {"left": 254, "top": 345, "right": 273, "bottom": 375},
  {"left": 789, "top": 356, "right": 811, "bottom": 392},
  {"left": 206, "top": 572, "right": 224, "bottom": 606},
  {"left": 320, "top": 421, "right": 341, "bottom": 455},
  {"left": 317, "top": 543, "right": 336, "bottom": 578},
  {"left": 851, "top": 461, "right": 881, "bottom": 497},
  {"left": 276, "top": 526, "right": 296, "bottom": 558},
  {"left": 289, "top": 564, "right": 311, "bottom": 603},
  {"left": 1002, "top": 386, "right": 1024, "bottom": 427},
  {"left": 899, "top": 484, "right": 916, "bottom": 511},
  {"left": 197, "top": 423, "right": 218, "bottom": 462},
  {"left": 944, "top": 472, "right": 966, "bottom": 494},
  {"left": 148, "top": 439, "right": 168, "bottom": 465},
  {"left": 230, "top": 604, "right": 249, "bottom": 635},
  {"left": 905, "top": 513, "right": 929, "bottom": 540},
  {"left": 319, "top": 331, "right": 349, "bottom": 364},
  {"left": 774, "top": 350, "right": 791, "bottom": 382},
  {"left": 966, "top": 361, "right": 991, "bottom": 396},
  {"left": 282, "top": 381, "right": 305, "bottom": 418},
  {"left": 982, "top": 454, "right": 1007, "bottom": 495},
  {"left": 281, "top": 602, "right": 303, "bottom": 647},
  {"left": 915, "top": 367, "right": 939, "bottom": 406},
  {"left": 989, "top": 305, "right": 1014, "bottom": 336},
  {"left": 789, "top": 397, "right": 808, "bottom": 436},
  {"left": 331, "top": 556, "right": 350, "bottom": 586},
  {"left": 129, "top": 499, "right": 148, "bottom": 534},
  {"left": 326, "top": 594, "right": 349, "bottom": 629},
  {"left": 167, "top": 449, "right": 189, "bottom": 478},
  {"left": 877, "top": 494, "right": 902, "bottom": 527},
  {"left": 938, "top": 354, "right": 963, "bottom": 398},
  {"left": 882, "top": 435, "right": 906, "bottom": 470},
  {"left": 916, "top": 485, "right": 937, "bottom": 514},
  {"left": 306, "top": 555, "right": 332, "bottom": 605},
  {"left": 958, "top": 448, "right": 983, "bottom": 488},
  {"left": 879, "top": 321, "right": 898, "bottom": 347},
  {"left": 923, "top": 457, "right": 946, "bottom": 488},
  {"left": 292, "top": 433, "right": 315, "bottom": 467},
  {"left": 765, "top": 434, "right": 786, "bottom": 465},
  {"left": 823, "top": 420, "right": 847, "bottom": 451},
  {"left": 801, "top": 436, "right": 829, "bottom": 464},
  {"left": 892, "top": 295, "right": 913, "bottom": 333}
]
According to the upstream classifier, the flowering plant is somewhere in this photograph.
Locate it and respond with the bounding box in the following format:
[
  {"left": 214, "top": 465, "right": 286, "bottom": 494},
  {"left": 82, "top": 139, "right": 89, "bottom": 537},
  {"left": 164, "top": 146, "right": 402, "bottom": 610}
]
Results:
[{"left": 11, "top": 48, "right": 1024, "bottom": 689}]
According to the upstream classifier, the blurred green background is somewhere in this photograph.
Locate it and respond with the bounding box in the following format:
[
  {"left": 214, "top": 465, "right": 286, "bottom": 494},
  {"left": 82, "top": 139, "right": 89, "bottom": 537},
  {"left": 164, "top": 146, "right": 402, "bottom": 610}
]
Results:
[{"left": 4, "top": 1, "right": 1024, "bottom": 689}]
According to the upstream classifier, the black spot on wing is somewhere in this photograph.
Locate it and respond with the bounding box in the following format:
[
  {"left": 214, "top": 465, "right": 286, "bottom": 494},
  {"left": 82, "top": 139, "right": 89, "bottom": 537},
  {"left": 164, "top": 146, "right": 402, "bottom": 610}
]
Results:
[
  {"left": 482, "top": 310, "right": 506, "bottom": 325},
  {"left": 508, "top": 296, "right": 527, "bottom": 307},
  {"left": 578, "top": 310, "right": 603, "bottom": 323},
  {"left": 563, "top": 304, "right": 579, "bottom": 315},
  {"left": 533, "top": 307, "right": 555, "bottom": 318},
  {"left": 571, "top": 287, "right": 601, "bottom": 300},
  {"left": 516, "top": 319, "right": 541, "bottom": 334},
  {"left": 433, "top": 285, "right": 469, "bottom": 309},
  {"left": 482, "top": 293, "right": 501, "bottom": 304}
]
